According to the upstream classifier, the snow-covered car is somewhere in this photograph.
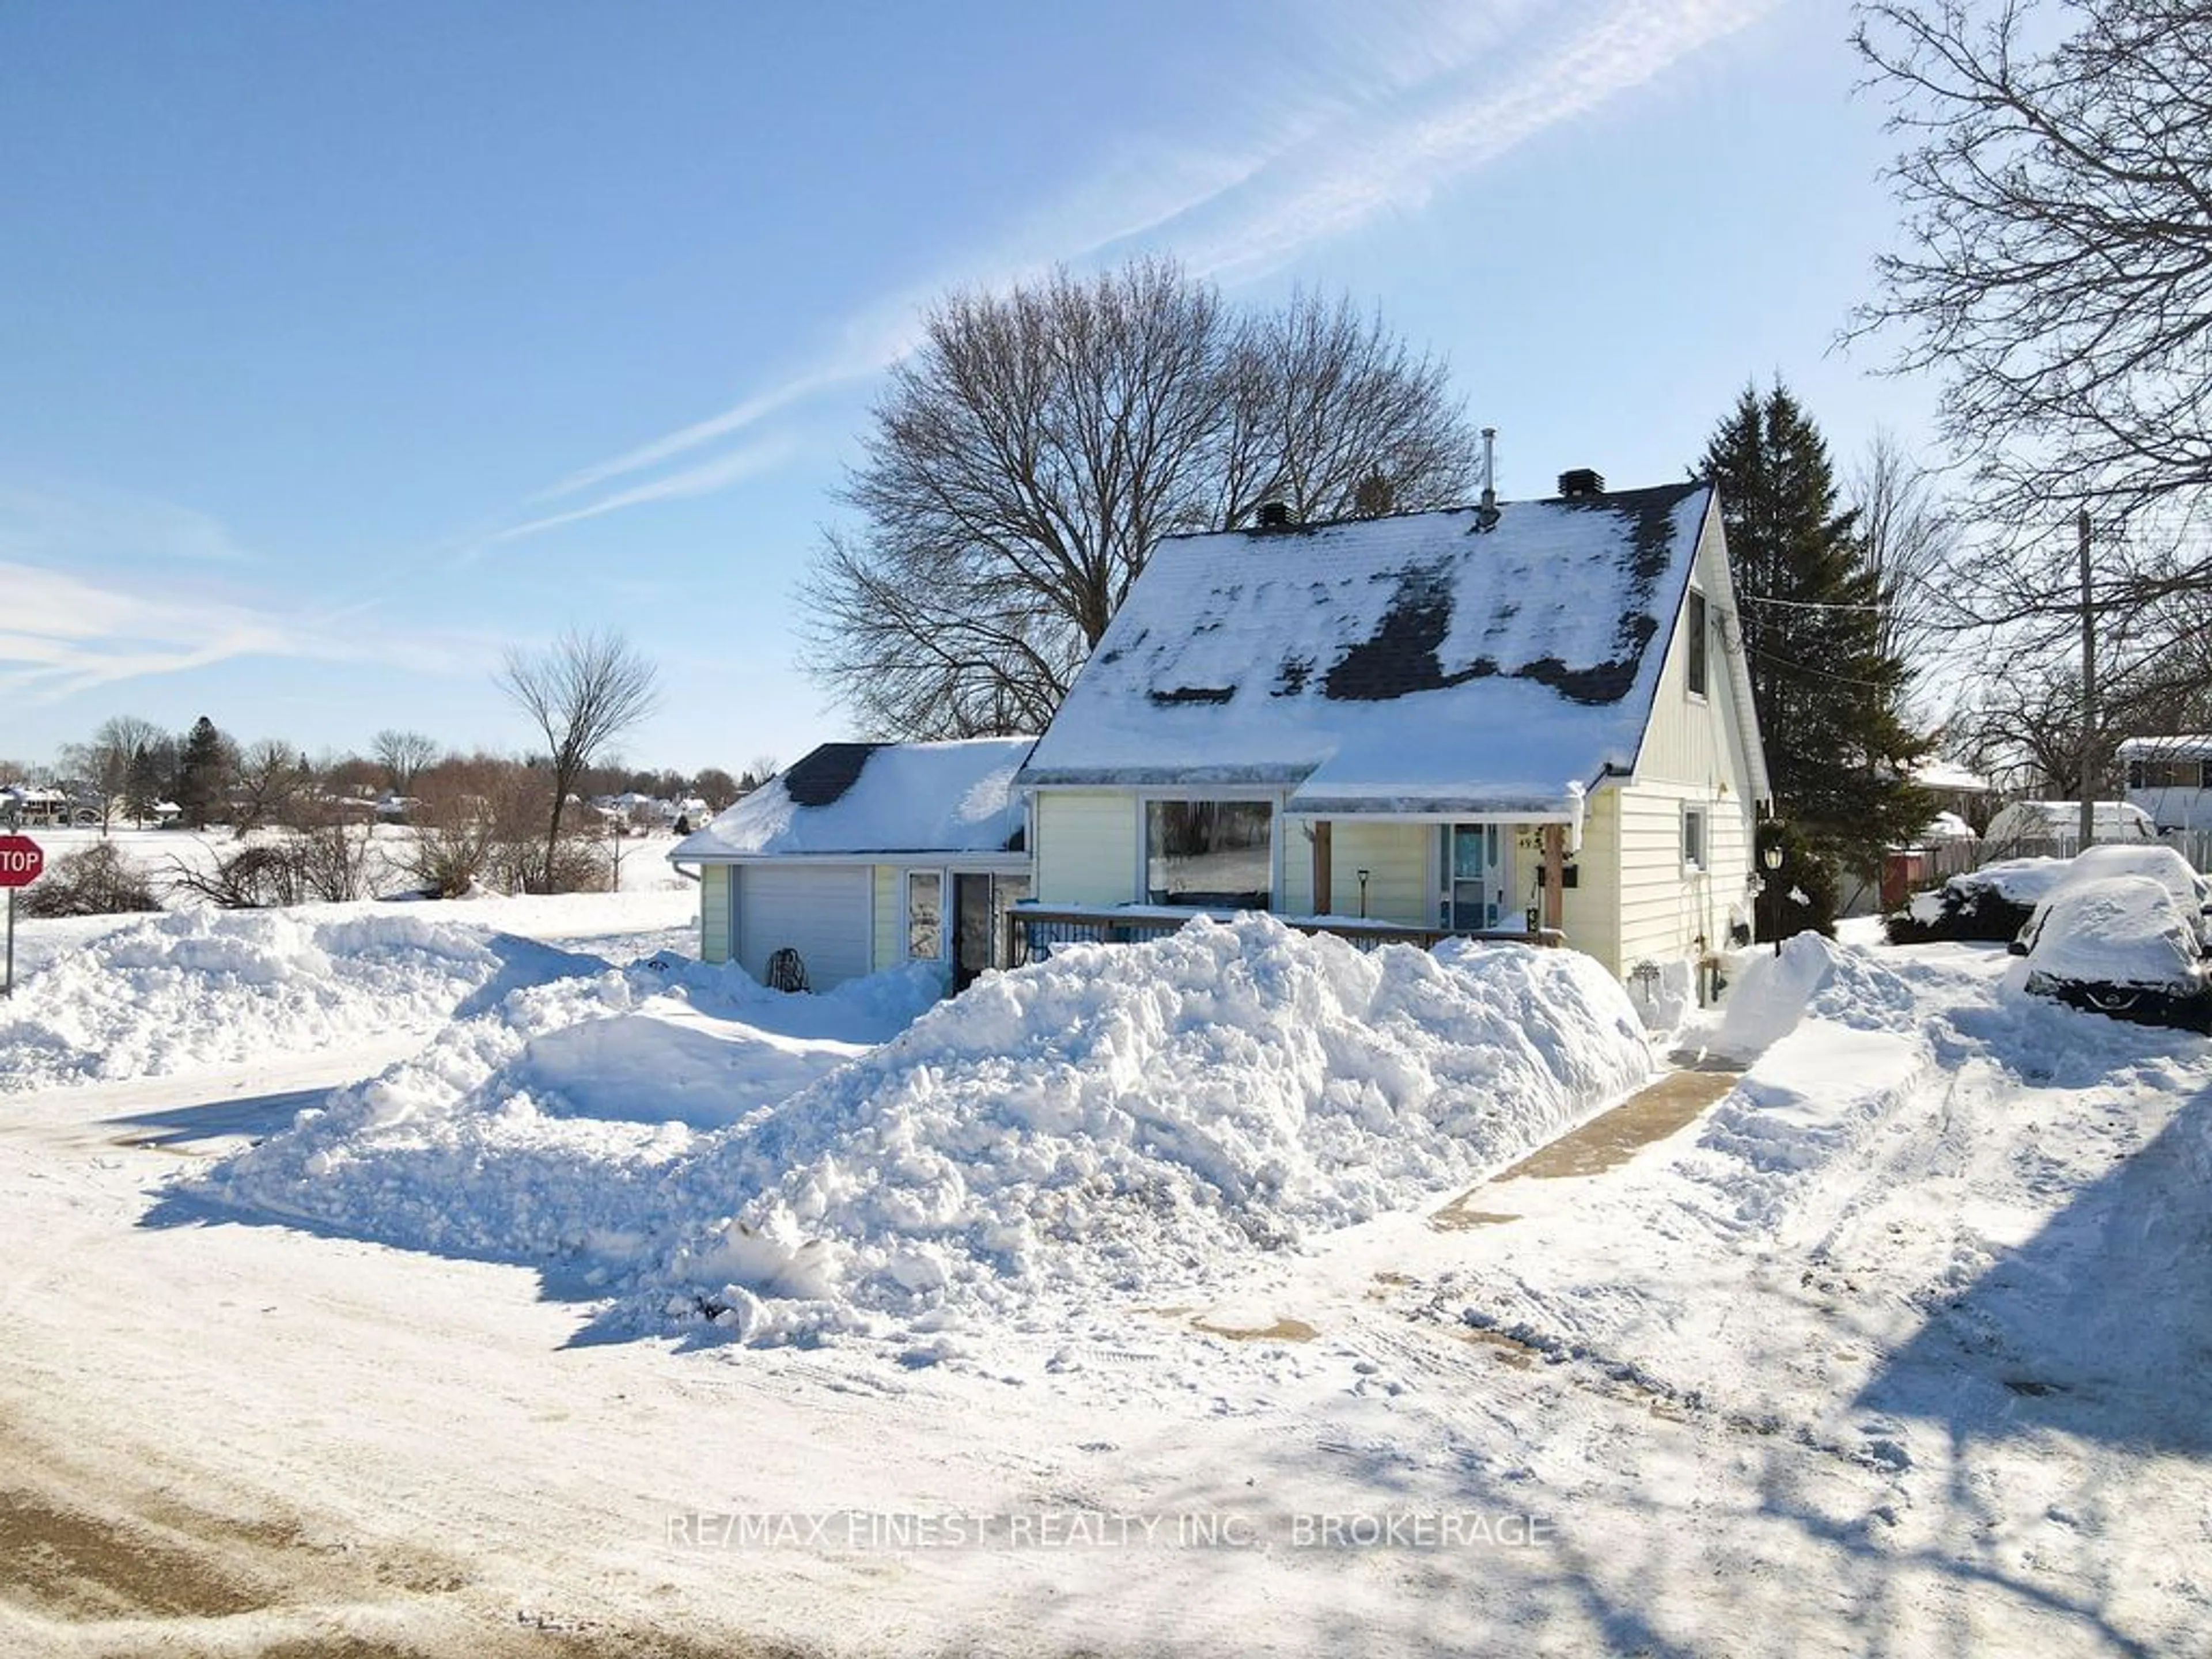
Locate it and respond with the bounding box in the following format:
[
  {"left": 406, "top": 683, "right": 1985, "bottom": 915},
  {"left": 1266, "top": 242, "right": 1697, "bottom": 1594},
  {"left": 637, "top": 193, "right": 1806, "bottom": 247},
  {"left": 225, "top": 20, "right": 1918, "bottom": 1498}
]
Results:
[
  {"left": 2009, "top": 843, "right": 2212, "bottom": 955},
  {"left": 1884, "top": 856, "right": 2069, "bottom": 944},
  {"left": 2018, "top": 872, "right": 2212, "bottom": 1033}
]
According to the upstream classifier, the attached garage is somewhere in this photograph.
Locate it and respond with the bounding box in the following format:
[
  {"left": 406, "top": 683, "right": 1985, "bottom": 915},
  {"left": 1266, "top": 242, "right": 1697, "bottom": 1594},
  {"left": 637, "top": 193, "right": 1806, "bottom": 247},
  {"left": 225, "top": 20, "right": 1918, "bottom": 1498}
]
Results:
[
  {"left": 734, "top": 863, "right": 872, "bottom": 988},
  {"left": 672, "top": 737, "right": 1035, "bottom": 995}
]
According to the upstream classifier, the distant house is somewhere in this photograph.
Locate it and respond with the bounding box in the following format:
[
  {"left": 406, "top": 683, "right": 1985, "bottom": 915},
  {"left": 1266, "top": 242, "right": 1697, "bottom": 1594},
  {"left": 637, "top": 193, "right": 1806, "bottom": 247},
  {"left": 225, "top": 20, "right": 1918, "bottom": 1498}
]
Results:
[
  {"left": 1013, "top": 477, "right": 1771, "bottom": 979},
  {"left": 669, "top": 738, "right": 1033, "bottom": 991},
  {"left": 1, "top": 785, "right": 77, "bottom": 827},
  {"left": 1983, "top": 798, "right": 2158, "bottom": 856},
  {"left": 2120, "top": 735, "right": 2212, "bottom": 832}
]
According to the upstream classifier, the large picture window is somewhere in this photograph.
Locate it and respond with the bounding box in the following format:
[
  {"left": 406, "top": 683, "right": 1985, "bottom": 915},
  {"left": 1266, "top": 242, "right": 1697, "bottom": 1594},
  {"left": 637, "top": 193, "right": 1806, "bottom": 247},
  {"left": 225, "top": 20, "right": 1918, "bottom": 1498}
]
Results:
[{"left": 1145, "top": 800, "right": 1272, "bottom": 909}]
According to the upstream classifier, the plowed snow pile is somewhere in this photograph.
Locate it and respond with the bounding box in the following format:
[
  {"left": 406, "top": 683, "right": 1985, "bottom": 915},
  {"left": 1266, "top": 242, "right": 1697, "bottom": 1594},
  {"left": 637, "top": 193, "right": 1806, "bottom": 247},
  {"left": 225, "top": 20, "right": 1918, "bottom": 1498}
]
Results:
[
  {"left": 0, "top": 907, "right": 556, "bottom": 1089},
  {"left": 206, "top": 915, "right": 1654, "bottom": 1345}
]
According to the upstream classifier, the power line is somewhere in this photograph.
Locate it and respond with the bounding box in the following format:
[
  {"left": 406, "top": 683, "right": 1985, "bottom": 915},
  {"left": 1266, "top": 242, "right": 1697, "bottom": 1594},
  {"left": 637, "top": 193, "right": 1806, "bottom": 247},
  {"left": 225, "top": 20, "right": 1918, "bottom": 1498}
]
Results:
[
  {"left": 1738, "top": 592, "right": 1887, "bottom": 613},
  {"left": 1745, "top": 644, "right": 1903, "bottom": 692}
]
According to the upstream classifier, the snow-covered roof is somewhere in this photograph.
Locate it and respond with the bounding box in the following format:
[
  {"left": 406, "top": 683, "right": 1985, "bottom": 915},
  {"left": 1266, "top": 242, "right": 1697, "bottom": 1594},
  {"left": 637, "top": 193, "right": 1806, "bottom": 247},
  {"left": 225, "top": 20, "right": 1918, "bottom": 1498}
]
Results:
[
  {"left": 2117, "top": 733, "right": 2212, "bottom": 759},
  {"left": 671, "top": 737, "right": 1033, "bottom": 861},
  {"left": 1985, "top": 800, "right": 2156, "bottom": 843},
  {"left": 1912, "top": 757, "right": 1993, "bottom": 793},
  {"left": 1019, "top": 483, "right": 1718, "bottom": 815}
]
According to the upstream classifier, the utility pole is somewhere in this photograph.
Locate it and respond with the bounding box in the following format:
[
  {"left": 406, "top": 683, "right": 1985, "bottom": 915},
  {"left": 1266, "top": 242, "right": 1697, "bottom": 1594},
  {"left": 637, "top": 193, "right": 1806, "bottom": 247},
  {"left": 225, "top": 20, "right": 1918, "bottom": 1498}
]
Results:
[{"left": 2078, "top": 509, "right": 2096, "bottom": 847}]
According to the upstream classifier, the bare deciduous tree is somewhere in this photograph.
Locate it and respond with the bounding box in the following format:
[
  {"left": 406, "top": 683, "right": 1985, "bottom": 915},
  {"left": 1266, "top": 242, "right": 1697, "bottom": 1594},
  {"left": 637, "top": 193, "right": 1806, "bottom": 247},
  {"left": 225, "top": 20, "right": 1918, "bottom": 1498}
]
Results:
[
  {"left": 496, "top": 628, "right": 660, "bottom": 892},
  {"left": 372, "top": 729, "right": 440, "bottom": 796},
  {"left": 1854, "top": 1, "right": 2212, "bottom": 524},
  {"left": 1846, "top": 431, "right": 1957, "bottom": 703},
  {"left": 1217, "top": 288, "right": 1478, "bottom": 529},
  {"left": 692, "top": 767, "right": 740, "bottom": 811},
  {"left": 1853, "top": 0, "right": 2212, "bottom": 702},
  {"left": 62, "top": 715, "right": 165, "bottom": 832},
  {"left": 231, "top": 738, "right": 311, "bottom": 836},
  {"left": 803, "top": 257, "right": 1480, "bottom": 737}
]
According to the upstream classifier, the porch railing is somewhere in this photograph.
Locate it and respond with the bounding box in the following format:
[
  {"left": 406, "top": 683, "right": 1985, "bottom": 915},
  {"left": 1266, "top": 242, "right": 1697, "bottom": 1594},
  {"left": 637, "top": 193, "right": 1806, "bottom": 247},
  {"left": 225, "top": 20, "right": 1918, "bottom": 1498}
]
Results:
[{"left": 1002, "top": 904, "right": 1560, "bottom": 968}]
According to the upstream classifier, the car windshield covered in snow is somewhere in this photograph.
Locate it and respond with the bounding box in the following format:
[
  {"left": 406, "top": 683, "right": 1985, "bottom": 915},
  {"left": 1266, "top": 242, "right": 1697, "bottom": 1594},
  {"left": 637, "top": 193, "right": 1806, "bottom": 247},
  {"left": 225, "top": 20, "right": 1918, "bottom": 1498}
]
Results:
[
  {"left": 2013, "top": 843, "right": 2212, "bottom": 956},
  {"left": 2020, "top": 872, "right": 2212, "bottom": 1033}
]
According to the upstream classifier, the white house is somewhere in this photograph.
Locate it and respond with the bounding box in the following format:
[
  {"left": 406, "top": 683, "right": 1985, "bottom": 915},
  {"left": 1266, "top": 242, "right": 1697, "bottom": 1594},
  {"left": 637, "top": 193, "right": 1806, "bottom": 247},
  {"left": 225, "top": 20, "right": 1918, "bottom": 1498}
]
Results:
[
  {"left": 2120, "top": 734, "right": 2212, "bottom": 831},
  {"left": 669, "top": 738, "right": 1033, "bottom": 991},
  {"left": 1983, "top": 798, "right": 2158, "bottom": 855},
  {"left": 1012, "top": 477, "right": 1771, "bottom": 979}
]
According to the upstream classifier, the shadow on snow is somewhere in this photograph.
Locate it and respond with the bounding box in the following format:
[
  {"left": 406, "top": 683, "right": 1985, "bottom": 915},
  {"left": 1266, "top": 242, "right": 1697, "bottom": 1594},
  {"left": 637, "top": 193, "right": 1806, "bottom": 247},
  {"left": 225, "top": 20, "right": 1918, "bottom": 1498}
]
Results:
[{"left": 1855, "top": 1080, "right": 2212, "bottom": 1456}]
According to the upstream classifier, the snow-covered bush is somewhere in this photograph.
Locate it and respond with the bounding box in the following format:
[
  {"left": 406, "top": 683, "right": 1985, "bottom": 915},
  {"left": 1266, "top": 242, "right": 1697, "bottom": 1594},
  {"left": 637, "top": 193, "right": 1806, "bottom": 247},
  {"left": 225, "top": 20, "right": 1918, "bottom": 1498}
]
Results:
[{"left": 17, "top": 840, "right": 160, "bottom": 918}]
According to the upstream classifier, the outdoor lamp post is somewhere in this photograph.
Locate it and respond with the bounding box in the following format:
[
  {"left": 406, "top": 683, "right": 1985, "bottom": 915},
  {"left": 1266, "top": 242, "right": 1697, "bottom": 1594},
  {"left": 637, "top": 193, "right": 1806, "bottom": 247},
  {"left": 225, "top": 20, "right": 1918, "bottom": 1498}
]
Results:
[{"left": 1759, "top": 823, "right": 1786, "bottom": 953}]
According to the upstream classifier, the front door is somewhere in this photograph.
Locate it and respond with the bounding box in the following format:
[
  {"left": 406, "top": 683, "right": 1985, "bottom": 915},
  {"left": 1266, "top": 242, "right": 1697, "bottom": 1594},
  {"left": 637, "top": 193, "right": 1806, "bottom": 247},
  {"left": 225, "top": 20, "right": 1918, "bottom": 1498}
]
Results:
[
  {"left": 1445, "top": 824, "right": 1509, "bottom": 931},
  {"left": 953, "top": 873, "right": 995, "bottom": 990}
]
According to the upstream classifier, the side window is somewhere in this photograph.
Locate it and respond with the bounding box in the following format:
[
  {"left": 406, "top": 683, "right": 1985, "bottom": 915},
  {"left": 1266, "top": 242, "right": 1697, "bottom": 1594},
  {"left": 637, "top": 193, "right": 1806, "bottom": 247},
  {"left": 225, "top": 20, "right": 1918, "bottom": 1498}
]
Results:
[
  {"left": 1685, "top": 590, "right": 1709, "bottom": 697},
  {"left": 906, "top": 871, "right": 942, "bottom": 960},
  {"left": 1683, "top": 806, "right": 1708, "bottom": 872}
]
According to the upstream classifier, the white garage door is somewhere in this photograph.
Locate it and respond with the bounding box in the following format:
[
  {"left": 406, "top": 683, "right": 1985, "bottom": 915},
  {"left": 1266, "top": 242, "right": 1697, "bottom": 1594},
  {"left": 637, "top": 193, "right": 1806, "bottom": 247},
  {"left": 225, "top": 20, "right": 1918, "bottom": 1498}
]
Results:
[{"left": 736, "top": 864, "right": 873, "bottom": 990}]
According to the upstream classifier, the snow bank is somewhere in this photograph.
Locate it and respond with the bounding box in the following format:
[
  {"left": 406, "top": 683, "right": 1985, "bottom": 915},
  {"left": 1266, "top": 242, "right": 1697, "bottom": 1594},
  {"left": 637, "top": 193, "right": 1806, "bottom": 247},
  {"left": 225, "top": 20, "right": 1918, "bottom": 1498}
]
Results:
[
  {"left": 1712, "top": 930, "right": 1926, "bottom": 1060},
  {"left": 204, "top": 955, "right": 946, "bottom": 1263},
  {"left": 0, "top": 907, "right": 560, "bottom": 1090},
  {"left": 207, "top": 916, "right": 1654, "bottom": 1347},
  {"left": 652, "top": 917, "right": 1653, "bottom": 1343}
]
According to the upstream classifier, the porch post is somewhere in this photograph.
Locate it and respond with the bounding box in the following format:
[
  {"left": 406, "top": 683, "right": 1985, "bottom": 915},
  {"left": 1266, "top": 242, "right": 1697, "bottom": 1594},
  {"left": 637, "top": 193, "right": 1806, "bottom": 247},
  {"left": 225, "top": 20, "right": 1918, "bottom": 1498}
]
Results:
[
  {"left": 1541, "top": 823, "right": 1565, "bottom": 936},
  {"left": 1312, "top": 820, "right": 1333, "bottom": 914}
]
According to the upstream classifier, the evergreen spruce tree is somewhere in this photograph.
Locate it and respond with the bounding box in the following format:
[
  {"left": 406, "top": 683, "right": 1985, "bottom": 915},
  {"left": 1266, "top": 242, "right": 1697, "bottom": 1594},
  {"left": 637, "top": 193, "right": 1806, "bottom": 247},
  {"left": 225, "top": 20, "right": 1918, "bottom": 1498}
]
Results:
[
  {"left": 175, "top": 715, "right": 230, "bottom": 830},
  {"left": 124, "top": 743, "right": 162, "bottom": 827},
  {"left": 1699, "top": 384, "right": 1928, "bottom": 937}
]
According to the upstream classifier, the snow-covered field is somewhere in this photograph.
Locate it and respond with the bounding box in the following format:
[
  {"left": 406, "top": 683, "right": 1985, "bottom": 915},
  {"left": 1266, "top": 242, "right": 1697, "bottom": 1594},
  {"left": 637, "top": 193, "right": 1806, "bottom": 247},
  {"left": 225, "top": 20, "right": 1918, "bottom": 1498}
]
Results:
[{"left": 1, "top": 887, "right": 2206, "bottom": 1657}]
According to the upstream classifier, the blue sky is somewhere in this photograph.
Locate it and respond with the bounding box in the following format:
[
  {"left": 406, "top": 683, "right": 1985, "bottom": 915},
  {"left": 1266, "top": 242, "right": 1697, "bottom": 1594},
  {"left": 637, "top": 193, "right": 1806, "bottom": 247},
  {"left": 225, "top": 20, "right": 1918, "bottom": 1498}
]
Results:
[{"left": 1, "top": 0, "right": 1937, "bottom": 778}]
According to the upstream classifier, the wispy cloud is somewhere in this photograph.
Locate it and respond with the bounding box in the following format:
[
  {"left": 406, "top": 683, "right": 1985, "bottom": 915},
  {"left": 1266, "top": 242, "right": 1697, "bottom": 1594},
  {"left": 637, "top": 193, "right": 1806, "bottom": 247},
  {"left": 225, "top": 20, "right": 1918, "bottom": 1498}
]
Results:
[
  {"left": 1150, "top": 0, "right": 1782, "bottom": 282},
  {"left": 0, "top": 560, "right": 457, "bottom": 704},
  {"left": 0, "top": 482, "right": 259, "bottom": 570},
  {"left": 492, "top": 437, "right": 798, "bottom": 547},
  {"left": 498, "top": 0, "right": 1778, "bottom": 542}
]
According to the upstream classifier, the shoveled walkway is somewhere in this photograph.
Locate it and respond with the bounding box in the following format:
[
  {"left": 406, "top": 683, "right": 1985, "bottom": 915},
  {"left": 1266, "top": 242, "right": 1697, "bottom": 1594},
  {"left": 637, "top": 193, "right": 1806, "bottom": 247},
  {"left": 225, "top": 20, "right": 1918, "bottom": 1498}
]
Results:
[{"left": 1430, "top": 1056, "right": 1744, "bottom": 1230}]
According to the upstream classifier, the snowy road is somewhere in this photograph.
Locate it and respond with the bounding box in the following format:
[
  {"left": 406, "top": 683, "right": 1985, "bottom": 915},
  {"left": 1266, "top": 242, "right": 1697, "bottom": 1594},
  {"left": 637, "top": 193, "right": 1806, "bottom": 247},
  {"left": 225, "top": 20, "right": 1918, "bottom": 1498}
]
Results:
[{"left": 3, "top": 895, "right": 2207, "bottom": 1656}]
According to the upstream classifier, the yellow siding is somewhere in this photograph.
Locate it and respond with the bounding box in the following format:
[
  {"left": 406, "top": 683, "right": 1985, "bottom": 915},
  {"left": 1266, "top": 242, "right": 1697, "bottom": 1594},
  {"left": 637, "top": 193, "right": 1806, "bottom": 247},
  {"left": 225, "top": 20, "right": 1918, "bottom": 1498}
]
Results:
[
  {"left": 1613, "top": 783, "right": 1757, "bottom": 972},
  {"left": 1596, "top": 506, "right": 1766, "bottom": 975},
  {"left": 872, "top": 865, "right": 899, "bottom": 972},
  {"left": 1283, "top": 817, "right": 1431, "bottom": 924},
  {"left": 1560, "top": 786, "right": 1623, "bottom": 974},
  {"left": 699, "top": 864, "right": 732, "bottom": 964},
  {"left": 1035, "top": 789, "right": 1138, "bottom": 906}
]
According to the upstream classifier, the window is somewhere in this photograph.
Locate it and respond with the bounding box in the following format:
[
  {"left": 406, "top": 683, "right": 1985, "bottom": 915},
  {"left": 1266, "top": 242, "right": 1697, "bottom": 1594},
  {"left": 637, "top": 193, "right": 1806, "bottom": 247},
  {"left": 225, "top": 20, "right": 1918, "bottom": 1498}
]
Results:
[
  {"left": 906, "top": 871, "right": 941, "bottom": 960},
  {"left": 1683, "top": 807, "right": 1709, "bottom": 872},
  {"left": 2128, "top": 755, "right": 2212, "bottom": 789},
  {"left": 1145, "top": 800, "right": 1272, "bottom": 908},
  {"left": 1685, "top": 590, "right": 1709, "bottom": 697}
]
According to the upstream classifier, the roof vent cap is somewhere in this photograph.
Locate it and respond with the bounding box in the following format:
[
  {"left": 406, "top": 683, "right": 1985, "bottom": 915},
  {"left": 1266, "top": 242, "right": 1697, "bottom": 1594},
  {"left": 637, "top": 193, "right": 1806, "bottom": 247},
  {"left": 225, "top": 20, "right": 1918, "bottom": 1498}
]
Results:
[
  {"left": 1256, "top": 500, "right": 1293, "bottom": 529},
  {"left": 1557, "top": 468, "right": 1605, "bottom": 498}
]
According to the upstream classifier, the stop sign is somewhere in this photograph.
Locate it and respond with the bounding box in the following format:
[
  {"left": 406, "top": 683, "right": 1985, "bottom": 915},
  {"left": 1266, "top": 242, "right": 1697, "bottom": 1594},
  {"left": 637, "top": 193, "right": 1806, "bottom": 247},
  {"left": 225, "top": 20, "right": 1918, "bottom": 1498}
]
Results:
[{"left": 0, "top": 835, "right": 43, "bottom": 888}]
